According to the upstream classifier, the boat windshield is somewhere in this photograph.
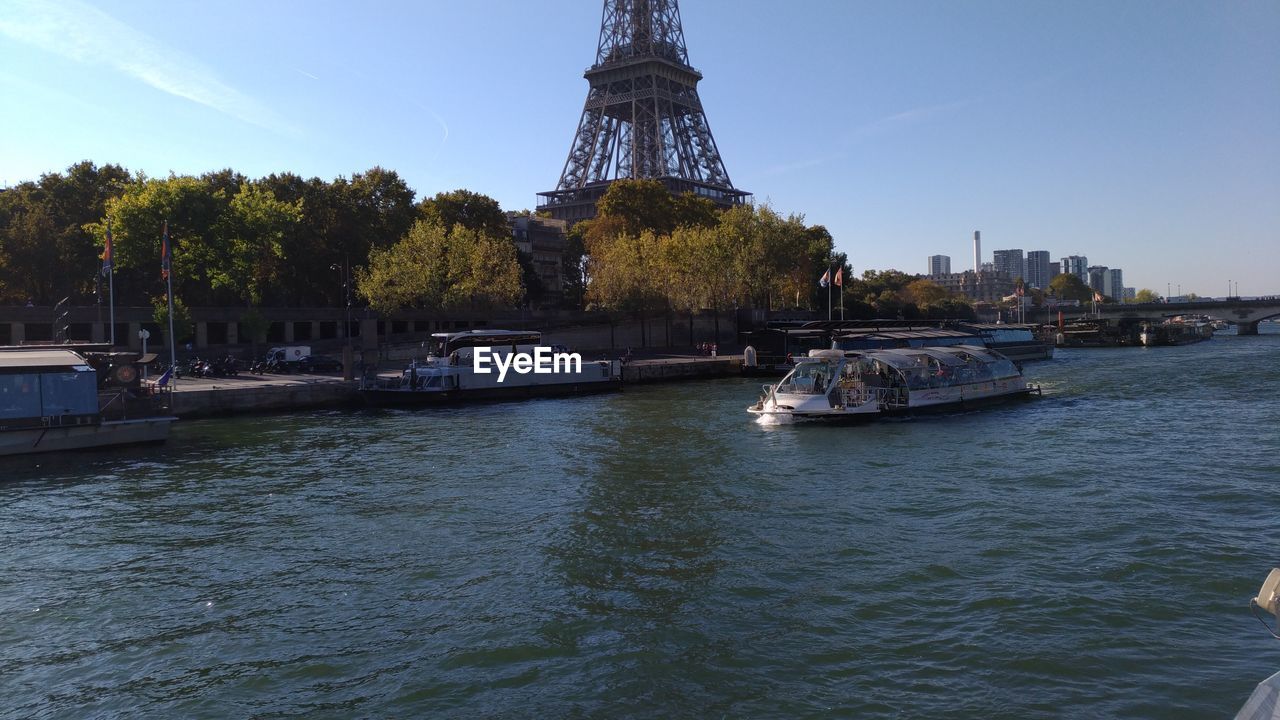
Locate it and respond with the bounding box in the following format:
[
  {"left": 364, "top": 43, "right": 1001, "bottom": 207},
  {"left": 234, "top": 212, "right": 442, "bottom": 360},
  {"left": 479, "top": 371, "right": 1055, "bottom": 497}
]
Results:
[{"left": 779, "top": 360, "right": 835, "bottom": 394}]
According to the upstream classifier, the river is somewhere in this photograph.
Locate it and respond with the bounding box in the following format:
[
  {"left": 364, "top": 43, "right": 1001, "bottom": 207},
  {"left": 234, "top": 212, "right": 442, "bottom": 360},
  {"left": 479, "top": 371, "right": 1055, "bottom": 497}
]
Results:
[{"left": 2, "top": 327, "right": 1278, "bottom": 718}]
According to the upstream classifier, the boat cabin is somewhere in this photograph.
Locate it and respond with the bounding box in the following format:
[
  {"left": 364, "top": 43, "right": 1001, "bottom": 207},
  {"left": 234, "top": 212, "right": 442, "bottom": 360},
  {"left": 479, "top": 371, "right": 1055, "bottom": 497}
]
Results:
[
  {"left": 831, "top": 327, "right": 979, "bottom": 351},
  {"left": 426, "top": 330, "right": 543, "bottom": 360},
  {"left": 776, "top": 346, "right": 1021, "bottom": 406},
  {"left": 0, "top": 349, "right": 100, "bottom": 431}
]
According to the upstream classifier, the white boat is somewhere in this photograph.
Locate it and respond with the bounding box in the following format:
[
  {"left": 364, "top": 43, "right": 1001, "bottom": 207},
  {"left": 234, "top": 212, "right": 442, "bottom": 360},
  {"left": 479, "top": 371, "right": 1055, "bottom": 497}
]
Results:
[
  {"left": 360, "top": 330, "right": 621, "bottom": 407},
  {"left": 0, "top": 348, "right": 175, "bottom": 457},
  {"left": 748, "top": 345, "right": 1039, "bottom": 421}
]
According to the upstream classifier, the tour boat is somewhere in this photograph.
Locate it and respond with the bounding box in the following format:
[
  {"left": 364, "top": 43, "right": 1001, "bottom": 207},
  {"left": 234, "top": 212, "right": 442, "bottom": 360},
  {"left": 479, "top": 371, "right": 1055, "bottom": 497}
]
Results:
[
  {"left": 359, "top": 330, "right": 621, "bottom": 407},
  {"left": 748, "top": 345, "right": 1039, "bottom": 422},
  {"left": 0, "top": 348, "right": 175, "bottom": 457}
]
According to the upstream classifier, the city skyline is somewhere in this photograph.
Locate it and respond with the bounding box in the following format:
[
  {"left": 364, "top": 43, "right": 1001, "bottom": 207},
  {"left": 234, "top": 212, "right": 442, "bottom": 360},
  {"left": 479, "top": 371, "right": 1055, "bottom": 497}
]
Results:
[{"left": 1, "top": 0, "right": 1276, "bottom": 295}]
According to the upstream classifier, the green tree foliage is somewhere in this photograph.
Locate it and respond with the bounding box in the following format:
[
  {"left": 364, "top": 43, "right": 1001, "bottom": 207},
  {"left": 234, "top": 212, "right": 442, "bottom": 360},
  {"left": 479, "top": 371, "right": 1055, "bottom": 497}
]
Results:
[
  {"left": 419, "top": 189, "right": 508, "bottom": 237},
  {"left": 904, "top": 279, "right": 950, "bottom": 307},
  {"left": 0, "top": 161, "right": 130, "bottom": 304},
  {"left": 1133, "top": 288, "right": 1162, "bottom": 304},
  {"left": 595, "top": 179, "right": 679, "bottom": 236},
  {"left": 152, "top": 294, "right": 194, "bottom": 343},
  {"left": 357, "top": 220, "right": 521, "bottom": 314},
  {"left": 1048, "top": 273, "right": 1093, "bottom": 303},
  {"left": 585, "top": 229, "right": 666, "bottom": 313},
  {"left": 207, "top": 183, "right": 303, "bottom": 306}
]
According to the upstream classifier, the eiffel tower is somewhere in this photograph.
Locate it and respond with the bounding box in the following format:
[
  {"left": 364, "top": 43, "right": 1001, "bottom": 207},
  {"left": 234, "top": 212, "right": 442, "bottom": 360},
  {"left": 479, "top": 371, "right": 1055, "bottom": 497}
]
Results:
[{"left": 538, "top": 0, "right": 750, "bottom": 223}]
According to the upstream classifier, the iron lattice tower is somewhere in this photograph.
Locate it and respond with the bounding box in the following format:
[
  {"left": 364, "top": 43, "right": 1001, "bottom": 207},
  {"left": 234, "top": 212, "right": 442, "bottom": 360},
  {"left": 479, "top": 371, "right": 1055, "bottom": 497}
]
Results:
[{"left": 538, "top": 0, "right": 750, "bottom": 222}]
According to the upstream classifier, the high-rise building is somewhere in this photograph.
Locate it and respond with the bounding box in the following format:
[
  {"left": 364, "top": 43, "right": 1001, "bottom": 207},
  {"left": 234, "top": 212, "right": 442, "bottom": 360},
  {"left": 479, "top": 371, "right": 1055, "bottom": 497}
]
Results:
[
  {"left": 1087, "top": 265, "right": 1108, "bottom": 294},
  {"left": 1061, "top": 255, "right": 1089, "bottom": 282},
  {"left": 1049, "top": 261, "right": 1061, "bottom": 279},
  {"left": 973, "top": 231, "right": 981, "bottom": 273},
  {"left": 1105, "top": 268, "right": 1124, "bottom": 299},
  {"left": 929, "top": 271, "right": 1015, "bottom": 303},
  {"left": 992, "top": 249, "right": 1025, "bottom": 283},
  {"left": 928, "top": 255, "right": 951, "bottom": 275},
  {"left": 1026, "top": 250, "right": 1051, "bottom": 289}
]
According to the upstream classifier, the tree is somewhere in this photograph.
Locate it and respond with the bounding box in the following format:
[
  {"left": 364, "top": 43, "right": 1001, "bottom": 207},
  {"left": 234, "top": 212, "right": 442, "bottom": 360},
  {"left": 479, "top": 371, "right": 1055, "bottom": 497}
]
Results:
[
  {"left": 419, "top": 189, "right": 508, "bottom": 237},
  {"left": 1048, "top": 273, "right": 1093, "bottom": 303},
  {"left": 905, "top": 279, "right": 949, "bottom": 308},
  {"left": 152, "top": 294, "right": 194, "bottom": 344},
  {"left": 596, "top": 179, "right": 677, "bottom": 235},
  {"left": 1133, "top": 288, "right": 1162, "bottom": 304},
  {"left": 97, "top": 174, "right": 235, "bottom": 306},
  {"left": 206, "top": 182, "right": 303, "bottom": 307},
  {"left": 357, "top": 219, "right": 521, "bottom": 314}
]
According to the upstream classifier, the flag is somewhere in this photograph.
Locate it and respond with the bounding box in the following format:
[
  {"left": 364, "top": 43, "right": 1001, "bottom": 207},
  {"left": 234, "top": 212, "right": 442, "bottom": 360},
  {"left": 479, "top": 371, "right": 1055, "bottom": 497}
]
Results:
[
  {"left": 1093, "top": 291, "right": 1103, "bottom": 303},
  {"left": 835, "top": 267, "right": 844, "bottom": 287},
  {"left": 155, "top": 366, "right": 172, "bottom": 387},
  {"left": 160, "top": 221, "right": 171, "bottom": 281},
  {"left": 101, "top": 219, "right": 113, "bottom": 277},
  {"left": 819, "top": 269, "right": 830, "bottom": 288},
  {"left": 1015, "top": 285, "right": 1024, "bottom": 297}
]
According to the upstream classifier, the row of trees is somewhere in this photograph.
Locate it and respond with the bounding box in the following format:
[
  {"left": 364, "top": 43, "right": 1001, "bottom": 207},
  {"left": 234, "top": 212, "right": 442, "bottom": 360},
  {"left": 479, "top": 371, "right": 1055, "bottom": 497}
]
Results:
[
  {"left": 0, "top": 162, "right": 593, "bottom": 320},
  {"left": 577, "top": 180, "right": 975, "bottom": 321},
  {"left": 1, "top": 163, "right": 982, "bottom": 326},
  {"left": 0, "top": 161, "right": 442, "bottom": 308}
]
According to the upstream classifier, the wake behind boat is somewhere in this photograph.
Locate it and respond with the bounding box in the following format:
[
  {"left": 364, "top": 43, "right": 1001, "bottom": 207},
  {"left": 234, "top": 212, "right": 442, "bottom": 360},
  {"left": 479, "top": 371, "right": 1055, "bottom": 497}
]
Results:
[
  {"left": 748, "top": 345, "right": 1039, "bottom": 422},
  {"left": 360, "top": 330, "right": 621, "bottom": 407}
]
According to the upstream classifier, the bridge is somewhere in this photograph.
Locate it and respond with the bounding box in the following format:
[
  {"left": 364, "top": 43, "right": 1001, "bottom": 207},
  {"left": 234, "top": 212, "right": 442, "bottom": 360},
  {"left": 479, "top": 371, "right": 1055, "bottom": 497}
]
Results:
[{"left": 1094, "top": 297, "right": 1280, "bottom": 335}]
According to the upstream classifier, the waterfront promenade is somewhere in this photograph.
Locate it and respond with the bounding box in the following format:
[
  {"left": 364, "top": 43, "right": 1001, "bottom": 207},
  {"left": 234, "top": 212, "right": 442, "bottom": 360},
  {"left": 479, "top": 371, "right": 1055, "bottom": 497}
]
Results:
[{"left": 166, "top": 353, "right": 744, "bottom": 418}]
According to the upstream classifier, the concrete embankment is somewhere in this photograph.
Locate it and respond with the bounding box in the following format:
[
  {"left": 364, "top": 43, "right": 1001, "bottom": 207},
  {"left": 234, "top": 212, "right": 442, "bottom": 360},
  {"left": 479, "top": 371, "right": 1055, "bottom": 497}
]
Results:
[
  {"left": 166, "top": 355, "right": 746, "bottom": 418},
  {"left": 621, "top": 355, "right": 743, "bottom": 383},
  {"left": 169, "top": 375, "right": 358, "bottom": 419}
]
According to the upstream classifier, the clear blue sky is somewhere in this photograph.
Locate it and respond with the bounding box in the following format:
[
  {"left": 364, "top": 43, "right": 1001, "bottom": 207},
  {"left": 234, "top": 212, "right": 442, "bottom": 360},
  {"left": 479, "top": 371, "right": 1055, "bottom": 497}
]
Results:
[{"left": 2, "top": 0, "right": 1277, "bottom": 296}]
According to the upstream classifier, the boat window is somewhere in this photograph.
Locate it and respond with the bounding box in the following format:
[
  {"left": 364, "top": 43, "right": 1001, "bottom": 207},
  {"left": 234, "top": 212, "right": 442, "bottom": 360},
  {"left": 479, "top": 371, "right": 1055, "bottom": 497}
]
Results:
[
  {"left": 0, "top": 374, "right": 43, "bottom": 420},
  {"left": 39, "top": 371, "right": 98, "bottom": 416},
  {"left": 781, "top": 361, "right": 833, "bottom": 394}
]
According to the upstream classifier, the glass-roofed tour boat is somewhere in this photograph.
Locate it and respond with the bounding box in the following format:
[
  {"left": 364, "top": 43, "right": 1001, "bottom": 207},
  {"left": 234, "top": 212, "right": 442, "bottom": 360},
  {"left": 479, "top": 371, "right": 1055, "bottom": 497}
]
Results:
[{"left": 748, "top": 345, "right": 1040, "bottom": 422}]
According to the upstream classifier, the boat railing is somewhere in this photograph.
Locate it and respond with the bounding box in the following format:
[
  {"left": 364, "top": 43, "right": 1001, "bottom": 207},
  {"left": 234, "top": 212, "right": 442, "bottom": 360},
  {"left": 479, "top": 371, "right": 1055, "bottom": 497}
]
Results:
[
  {"left": 838, "top": 385, "right": 905, "bottom": 408},
  {"left": 97, "top": 387, "right": 171, "bottom": 421}
]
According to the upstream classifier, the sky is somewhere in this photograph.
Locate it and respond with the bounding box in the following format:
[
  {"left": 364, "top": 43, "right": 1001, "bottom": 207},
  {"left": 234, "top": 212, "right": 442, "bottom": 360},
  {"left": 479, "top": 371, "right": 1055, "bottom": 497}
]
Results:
[{"left": 1, "top": 0, "right": 1277, "bottom": 296}]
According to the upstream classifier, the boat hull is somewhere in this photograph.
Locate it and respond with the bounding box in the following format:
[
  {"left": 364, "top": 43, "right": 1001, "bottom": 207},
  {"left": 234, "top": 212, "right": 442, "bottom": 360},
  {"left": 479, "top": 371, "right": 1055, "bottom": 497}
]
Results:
[
  {"left": 0, "top": 417, "right": 175, "bottom": 457},
  {"left": 361, "top": 379, "right": 622, "bottom": 407}
]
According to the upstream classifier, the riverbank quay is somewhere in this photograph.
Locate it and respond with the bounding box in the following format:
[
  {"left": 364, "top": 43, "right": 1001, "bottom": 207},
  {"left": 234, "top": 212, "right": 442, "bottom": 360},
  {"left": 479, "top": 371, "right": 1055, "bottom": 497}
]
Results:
[
  {"left": 165, "top": 354, "right": 745, "bottom": 417},
  {"left": 621, "top": 353, "right": 742, "bottom": 383},
  {"left": 167, "top": 374, "right": 358, "bottom": 419}
]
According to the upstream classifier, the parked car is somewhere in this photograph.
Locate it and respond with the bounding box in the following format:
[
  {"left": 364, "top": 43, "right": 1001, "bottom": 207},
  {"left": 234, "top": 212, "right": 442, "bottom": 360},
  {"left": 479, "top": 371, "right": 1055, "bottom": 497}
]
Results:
[{"left": 297, "top": 355, "right": 343, "bottom": 374}]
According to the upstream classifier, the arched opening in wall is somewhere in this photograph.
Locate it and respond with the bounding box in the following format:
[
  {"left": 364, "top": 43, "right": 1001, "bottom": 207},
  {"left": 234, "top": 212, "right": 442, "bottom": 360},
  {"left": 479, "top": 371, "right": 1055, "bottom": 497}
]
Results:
[
  {"left": 294, "top": 322, "right": 313, "bottom": 341},
  {"left": 319, "top": 321, "right": 337, "bottom": 340},
  {"left": 267, "top": 322, "right": 286, "bottom": 343}
]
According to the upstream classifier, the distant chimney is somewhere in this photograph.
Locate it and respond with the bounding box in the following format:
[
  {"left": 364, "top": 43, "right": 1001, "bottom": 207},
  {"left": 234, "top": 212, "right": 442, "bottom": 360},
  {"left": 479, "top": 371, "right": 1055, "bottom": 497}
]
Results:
[{"left": 973, "top": 231, "right": 981, "bottom": 273}]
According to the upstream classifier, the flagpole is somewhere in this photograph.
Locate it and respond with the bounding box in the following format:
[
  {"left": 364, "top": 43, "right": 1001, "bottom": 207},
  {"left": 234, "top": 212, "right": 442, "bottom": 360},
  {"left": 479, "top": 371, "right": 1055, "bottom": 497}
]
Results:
[
  {"left": 827, "top": 260, "right": 832, "bottom": 321},
  {"left": 108, "top": 262, "right": 115, "bottom": 345},
  {"left": 106, "top": 218, "right": 115, "bottom": 347},
  {"left": 839, "top": 267, "right": 844, "bottom": 321},
  {"left": 164, "top": 221, "right": 177, "bottom": 389}
]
